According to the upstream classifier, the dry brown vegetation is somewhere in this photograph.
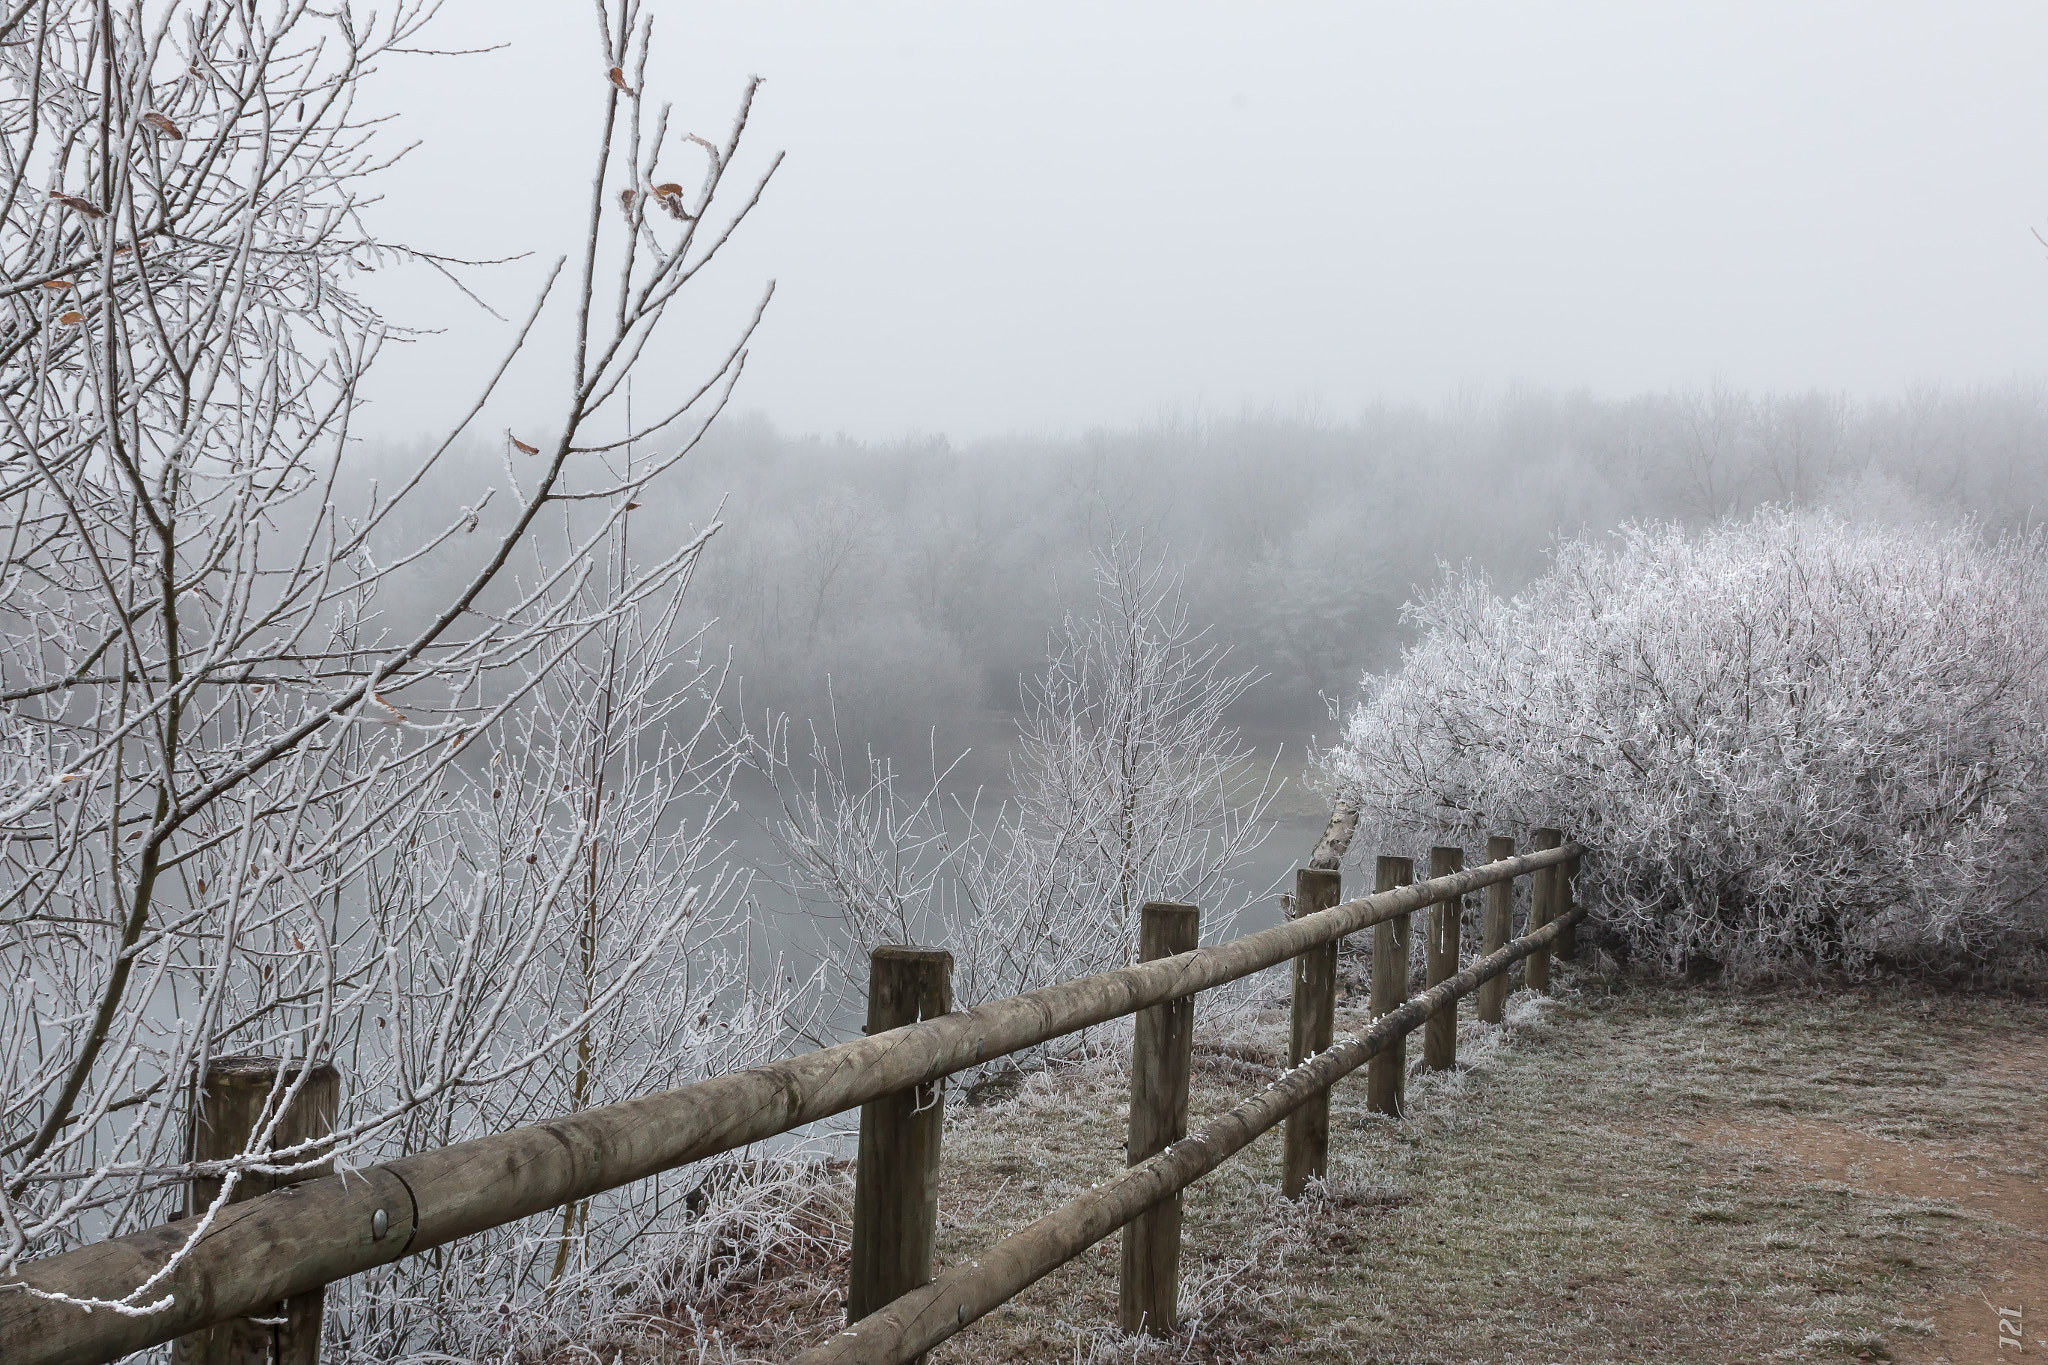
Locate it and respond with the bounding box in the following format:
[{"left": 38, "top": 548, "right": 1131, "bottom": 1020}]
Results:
[{"left": 608, "top": 967, "right": 2047, "bottom": 1364}]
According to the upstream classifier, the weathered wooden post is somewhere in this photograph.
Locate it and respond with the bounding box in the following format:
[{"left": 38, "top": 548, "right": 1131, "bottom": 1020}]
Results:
[
  {"left": 1424, "top": 846, "right": 1463, "bottom": 1072},
  {"left": 1525, "top": 828, "right": 1563, "bottom": 993},
  {"left": 1477, "top": 835, "right": 1514, "bottom": 1024},
  {"left": 1367, "top": 856, "right": 1413, "bottom": 1116},
  {"left": 849, "top": 946, "right": 954, "bottom": 1343},
  {"left": 172, "top": 1056, "right": 340, "bottom": 1365},
  {"left": 1120, "top": 901, "right": 1200, "bottom": 1335},
  {"left": 1282, "top": 869, "right": 1341, "bottom": 1198},
  {"left": 1555, "top": 852, "right": 1581, "bottom": 961}
]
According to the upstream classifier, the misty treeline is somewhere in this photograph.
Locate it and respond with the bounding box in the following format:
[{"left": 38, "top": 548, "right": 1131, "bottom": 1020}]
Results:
[
  {"left": 493, "top": 379, "right": 2048, "bottom": 768},
  {"left": 359, "top": 378, "right": 2048, "bottom": 1002}
]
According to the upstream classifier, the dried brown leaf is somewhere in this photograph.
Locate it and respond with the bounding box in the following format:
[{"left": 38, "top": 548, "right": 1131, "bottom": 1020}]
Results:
[
  {"left": 510, "top": 434, "right": 538, "bottom": 455},
  {"left": 55, "top": 310, "right": 83, "bottom": 325},
  {"left": 607, "top": 66, "right": 635, "bottom": 95},
  {"left": 142, "top": 111, "right": 184, "bottom": 138},
  {"left": 50, "top": 193, "right": 103, "bottom": 219},
  {"left": 40, "top": 279, "right": 72, "bottom": 291}
]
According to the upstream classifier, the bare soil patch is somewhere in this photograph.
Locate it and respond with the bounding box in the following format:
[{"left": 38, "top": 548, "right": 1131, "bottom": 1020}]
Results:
[
  {"left": 1668, "top": 1032, "right": 2048, "bottom": 1365},
  {"left": 1687, "top": 1111, "right": 2048, "bottom": 1363}
]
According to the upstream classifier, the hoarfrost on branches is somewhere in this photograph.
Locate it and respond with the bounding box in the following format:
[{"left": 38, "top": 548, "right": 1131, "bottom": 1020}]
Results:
[
  {"left": 1322, "top": 507, "right": 2048, "bottom": 978},
  {"left": 764, "top": 539, "right": 1282, "bottom": 1029},
  {"left": 0, "top": 0, "right": 819, "bottom": 1354}
]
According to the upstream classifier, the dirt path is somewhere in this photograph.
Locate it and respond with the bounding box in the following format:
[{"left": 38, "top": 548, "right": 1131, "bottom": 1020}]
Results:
[{"left": 1685, "top": 1037, "right": 2048, "bottom": 1364}]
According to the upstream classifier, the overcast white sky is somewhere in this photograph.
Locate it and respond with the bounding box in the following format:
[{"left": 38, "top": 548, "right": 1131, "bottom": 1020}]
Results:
[{"left": 354, "top": 2, "right": 2048, "bottom": 444}]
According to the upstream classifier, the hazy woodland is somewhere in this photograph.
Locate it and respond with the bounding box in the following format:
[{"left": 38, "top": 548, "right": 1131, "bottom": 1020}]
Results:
[
  {"left": 348, "top": 378, "right": 2048, "bottom": 996},
  {"left": 366, "top": 380, "right": 2048, "bottom": 777}
]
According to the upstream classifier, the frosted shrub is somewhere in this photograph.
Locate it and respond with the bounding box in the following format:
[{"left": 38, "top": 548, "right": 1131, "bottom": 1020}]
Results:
[
  {"left": 766, "top": 541, "right": 1280, "bottom": 1020},
  {"left": 1322, "top": 509, "right": 2048, "bottom": 978}
]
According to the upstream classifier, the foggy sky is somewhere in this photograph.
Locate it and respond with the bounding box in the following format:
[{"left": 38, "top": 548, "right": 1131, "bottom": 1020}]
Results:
[{"left": 353, "top": 2, "right": 2048, "bottom": 445}]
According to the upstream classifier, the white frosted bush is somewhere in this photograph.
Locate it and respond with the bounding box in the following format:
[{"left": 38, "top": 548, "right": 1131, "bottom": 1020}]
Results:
[{"left": 1322, "top": 508, "right": 2048, "bottom": 978}]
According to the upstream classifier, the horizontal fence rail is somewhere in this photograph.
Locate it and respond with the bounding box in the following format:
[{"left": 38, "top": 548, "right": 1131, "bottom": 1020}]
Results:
[
  {"left": 2, "top": 837, "right": 1582, "bottom": 1365},
  {"left": 799, "top": 906, "right": 1587, "bottom": 1365}
]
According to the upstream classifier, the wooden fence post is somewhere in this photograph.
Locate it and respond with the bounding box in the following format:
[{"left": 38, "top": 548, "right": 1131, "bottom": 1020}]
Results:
[
  {"left": 848, "top": 947, "right": 954, "bottom": 1340},
  {"left": 172, "top": 1056, "right": 339, "bottom": 1365},
  {"left": 1367, "top": 856, "right": 1413, "bottom": 1116},
  {"left": 1525, "top": 828, "right": 1562, "bottom": 993},
  {"left": 1424, "top": 846, "right": 1463, "bottom": 1072},
  {"left": 1120, "top": 901, "right": 1200, "bottom": 1336},
  {"left": 1282, "top": 869, "right": 1341, "bottom": 1198},
  {"left": 1555, "top": 852, "right": 1581, "bottom": 961},
  {"left": 1477, "top": 836, "right": 1514, "bottom": 1024}
]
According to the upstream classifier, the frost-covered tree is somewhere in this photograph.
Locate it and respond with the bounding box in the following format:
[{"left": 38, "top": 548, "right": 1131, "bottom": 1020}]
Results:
[
  {"left": 765, "top": 540, "right": 1281, "bottom": 1019},
  {"left": 0, "top": 0, "right": 806, "bottom": 1351},
  {"left": 1322, "top": 507, "right": 2048, "bottom": 979}
]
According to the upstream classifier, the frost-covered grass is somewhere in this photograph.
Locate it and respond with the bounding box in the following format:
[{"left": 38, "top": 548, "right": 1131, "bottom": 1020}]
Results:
[
  {"left": 561, "top": 965, "right": 2046, "bottom": 1363},
  {"left": 926, "top": 972, "right": 2046, "bottom": 1364}
]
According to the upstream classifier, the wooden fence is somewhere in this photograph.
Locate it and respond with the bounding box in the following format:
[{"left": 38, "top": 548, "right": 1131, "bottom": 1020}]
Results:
[{"left": 1, "top": 813, "right": 1586, "bottom": 1365}]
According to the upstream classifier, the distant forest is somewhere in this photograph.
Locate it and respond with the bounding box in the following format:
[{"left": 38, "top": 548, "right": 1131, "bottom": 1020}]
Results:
[{"left": 367, "top": 381, "right": 2048, "bottom": 778}]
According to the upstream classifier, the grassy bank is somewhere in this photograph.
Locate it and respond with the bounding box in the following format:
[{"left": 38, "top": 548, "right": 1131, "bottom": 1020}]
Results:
[{"left": 629, "top": 969, "right": 2048, "bottom": 1364}]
